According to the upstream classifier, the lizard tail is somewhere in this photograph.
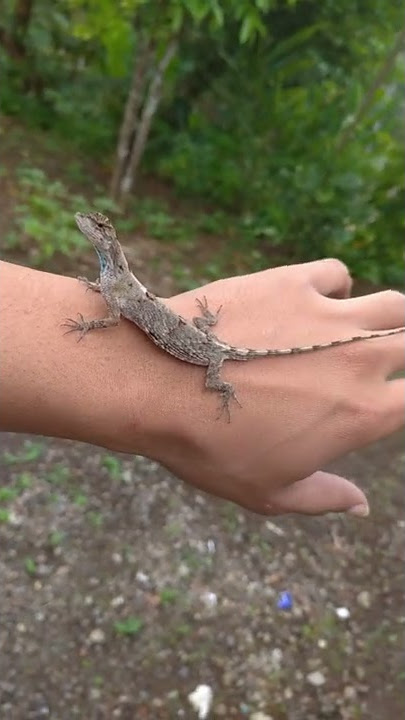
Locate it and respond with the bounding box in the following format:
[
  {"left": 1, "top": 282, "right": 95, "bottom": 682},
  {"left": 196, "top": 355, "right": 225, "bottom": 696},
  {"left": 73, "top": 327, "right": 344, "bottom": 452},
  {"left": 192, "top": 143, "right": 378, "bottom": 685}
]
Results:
[{"left": 224, "top": 326, "right": 405, "bottom": 360}]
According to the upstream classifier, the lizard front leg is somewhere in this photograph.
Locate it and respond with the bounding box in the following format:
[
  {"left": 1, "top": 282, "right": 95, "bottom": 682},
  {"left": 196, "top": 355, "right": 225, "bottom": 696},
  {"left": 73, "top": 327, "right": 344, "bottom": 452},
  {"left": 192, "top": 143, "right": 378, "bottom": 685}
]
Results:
[
  {"left": 205, "top": 355, "right": 241, "bottom": 423},
  {"left": 77, "top": 276, "right": 101, "bottom": 293},
  {"left": 62, "top": 298, "right": 120, "bottom": 341},
  {"left": 192, "top": 296, "right": 222, "bottom": 335}
]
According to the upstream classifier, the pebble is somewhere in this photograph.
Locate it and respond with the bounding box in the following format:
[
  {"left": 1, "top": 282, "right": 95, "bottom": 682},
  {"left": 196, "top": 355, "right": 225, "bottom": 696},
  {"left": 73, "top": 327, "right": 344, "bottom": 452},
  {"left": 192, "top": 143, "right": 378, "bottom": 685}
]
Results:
[
  {"left": 136, "top": 570, "right": 149, "bottom": 585},
  {"left": 343, "top": 686, "right": 357, "bottom": 701},
  {"left": 357, "top": 591, "right": 371, "bottom": 609},
  {"left": 207, "top": 539, "right": 216, "bottom": 554},
  {"left": 250, "top": 713, "right": 274, "bottom": 720},
  {"left": 306, "top": 671, "right": 326, "bottom": 687},
  {"left": 110, "top": 595, "right": 125, "bottom": 608},
  {"left": 270, "top": 648, "right": 283, "bottom": 670},
  {"left": 88, "top": 628, "right": 106, "bottom": 644},
  {"left": 201, "top": 591, "right": 218, "bottom": 609},
  {"left": 8, "top": 511, "right": 23, "bottom": 527}
]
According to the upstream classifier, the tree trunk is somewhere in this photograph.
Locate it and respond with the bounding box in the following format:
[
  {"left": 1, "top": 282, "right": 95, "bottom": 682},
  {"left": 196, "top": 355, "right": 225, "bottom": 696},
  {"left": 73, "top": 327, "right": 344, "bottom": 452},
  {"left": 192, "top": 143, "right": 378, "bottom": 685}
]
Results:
[
  {"left": 0, "top": 0, "right": 34, "bottom": 60},
  {"left": 114, "top": 38, "right": 177, "bottom": 206},
  {"left": 110, "top": 40, "right": 151, "bottom": 202}
]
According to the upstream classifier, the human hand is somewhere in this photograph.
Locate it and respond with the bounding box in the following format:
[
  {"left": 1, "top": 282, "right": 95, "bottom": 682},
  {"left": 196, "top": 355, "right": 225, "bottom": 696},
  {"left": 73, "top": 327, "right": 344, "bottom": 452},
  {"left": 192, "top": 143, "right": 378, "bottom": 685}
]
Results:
[{"left": 143, "top": 259, "right": 405, "bottom": 516}]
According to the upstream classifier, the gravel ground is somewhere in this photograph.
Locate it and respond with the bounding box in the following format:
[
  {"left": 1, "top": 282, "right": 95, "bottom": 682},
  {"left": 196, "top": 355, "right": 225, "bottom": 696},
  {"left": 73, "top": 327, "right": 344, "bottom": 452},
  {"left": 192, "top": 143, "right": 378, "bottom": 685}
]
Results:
[{"left": 0, "top": 430, "right": 404, "bottom": 720}]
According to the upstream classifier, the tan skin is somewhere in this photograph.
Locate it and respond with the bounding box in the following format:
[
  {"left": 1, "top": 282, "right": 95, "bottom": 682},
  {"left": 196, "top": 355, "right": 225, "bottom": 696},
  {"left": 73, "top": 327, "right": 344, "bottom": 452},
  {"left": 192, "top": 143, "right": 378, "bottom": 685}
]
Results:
[{"left": 1, "top": 258, "right": 404, "bottom": 517}]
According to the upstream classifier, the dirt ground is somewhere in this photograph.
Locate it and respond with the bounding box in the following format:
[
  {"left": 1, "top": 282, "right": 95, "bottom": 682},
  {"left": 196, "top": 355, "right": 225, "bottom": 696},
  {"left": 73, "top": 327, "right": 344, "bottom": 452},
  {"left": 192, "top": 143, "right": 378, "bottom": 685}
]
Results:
[
  {"left": 1, "top": 119, "right": 404, "bottom": 720},
  {"left": 0, "top": 430, "right": 404, "bottom": 720}
]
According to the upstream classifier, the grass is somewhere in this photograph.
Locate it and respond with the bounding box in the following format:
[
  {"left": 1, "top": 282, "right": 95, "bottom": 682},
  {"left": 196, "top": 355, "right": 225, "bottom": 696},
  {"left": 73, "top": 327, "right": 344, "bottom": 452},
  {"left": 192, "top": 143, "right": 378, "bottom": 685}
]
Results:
[
  {"left": 159, "top": 587, "right": 180, "bottom": 607},
  {"left": 114, "top": 616, "right": 143, "bottom": 636},
  {"left": 87, "top": 510, "right": 104, "bottom": 528},
  {"left": 101, "top": 455, "right": 122, "bottom": 481},
  {"left": 2, "top": 440, "right": 44, "bottom": 465},
  {"left": 45, "top": 464, "right": 70, "bottom": 485},
  {"left": 24, "top": 556, "right": 37, "bottom": 576}
]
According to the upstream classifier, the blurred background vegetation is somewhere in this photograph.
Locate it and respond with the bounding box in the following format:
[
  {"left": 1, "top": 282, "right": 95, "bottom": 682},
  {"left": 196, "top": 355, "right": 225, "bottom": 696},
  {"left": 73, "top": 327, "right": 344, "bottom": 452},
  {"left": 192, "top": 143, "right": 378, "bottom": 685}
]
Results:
[{"left": 1, "top": 0, "right": 404, "bottom": 284}]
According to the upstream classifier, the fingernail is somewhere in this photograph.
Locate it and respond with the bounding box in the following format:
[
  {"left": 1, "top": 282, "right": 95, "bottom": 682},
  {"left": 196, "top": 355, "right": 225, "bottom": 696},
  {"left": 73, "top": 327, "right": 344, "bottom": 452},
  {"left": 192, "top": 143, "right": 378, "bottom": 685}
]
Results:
[{"left": 346, "top": 502, "right": 369, "bottom": 518}]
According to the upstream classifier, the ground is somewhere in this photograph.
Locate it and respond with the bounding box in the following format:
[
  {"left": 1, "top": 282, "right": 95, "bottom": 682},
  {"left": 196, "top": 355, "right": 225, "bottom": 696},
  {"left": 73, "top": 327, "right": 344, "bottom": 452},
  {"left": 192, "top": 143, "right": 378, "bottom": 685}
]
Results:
[{"left": 0, "top": 120, "right": 404, "bottom": 720}]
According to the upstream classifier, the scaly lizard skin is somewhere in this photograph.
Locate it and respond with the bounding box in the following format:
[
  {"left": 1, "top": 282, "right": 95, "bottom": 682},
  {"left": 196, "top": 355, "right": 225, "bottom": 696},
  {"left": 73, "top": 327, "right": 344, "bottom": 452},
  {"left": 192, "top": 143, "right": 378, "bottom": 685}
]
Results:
[{"left": 63, "top": 211, "right": 405, "bottom": 420}]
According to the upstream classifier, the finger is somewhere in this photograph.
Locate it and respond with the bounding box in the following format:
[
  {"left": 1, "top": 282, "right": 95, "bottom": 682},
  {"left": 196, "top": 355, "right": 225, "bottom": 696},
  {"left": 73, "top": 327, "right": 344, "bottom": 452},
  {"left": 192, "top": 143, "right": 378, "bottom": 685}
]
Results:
[
  {"left": 265, "top": 471, "right": 369, "bottom": 517},
  {"left": 304, "top": 258, "right": 352, "bottom": 299},
  {"left": 340, "top": 290, "right": 405, "bottom": 330}
]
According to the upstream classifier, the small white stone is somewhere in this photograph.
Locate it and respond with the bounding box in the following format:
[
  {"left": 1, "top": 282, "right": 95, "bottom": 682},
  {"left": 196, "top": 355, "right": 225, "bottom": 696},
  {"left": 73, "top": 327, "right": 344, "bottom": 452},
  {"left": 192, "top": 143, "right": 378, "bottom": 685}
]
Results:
[
  {"left": 136, "top": 570, "right": 149, "bottom": 584},
  {"left": 16, "top": 623, "right": 26, "bottom": 633},
  {"left": 8, "top": 511, "right": 23, "bottom": 527},
  {"left": 178, "top": 563, "right": 190, "bottom": 578},
  {"left": 307, "top": 670, "right": 326, "bottom": 687},
  {"left": 110, "top": 595, "right": 125, "bottom": 608},
  {"left": 265, "top": 521, "right": 285, "bottom": 536},
  {"left": 88, "top": 628, "right": 106, "bottom": 644},
  {"left": 250, "top": 713, "right": 274, "bottom": 720},
  {"left": 357, "top": 591, "right": 371, "bottom": 609},
  {"left": 270, "top": 648, "right": 283, "bottom": 671},
  {"left": 112, "top": 553, "right": 123, "bottom": 565},
  {"left": 317, "top": 638, "right": 327, "bottom": 649},
  {"left": 188, "top": 684, "right": 213, "bottom": 719},
  {"left": 206, "top": 539, "right": 216, "bottom": 554},
  {"left": 201, "top": 591, "right": 217, "bottom": 609},
  {"left": 343, "top": 686, "right": 357, "bottom": 701},
  {"left": 335, "top": 606, "right": 350, "bottom": 620}
]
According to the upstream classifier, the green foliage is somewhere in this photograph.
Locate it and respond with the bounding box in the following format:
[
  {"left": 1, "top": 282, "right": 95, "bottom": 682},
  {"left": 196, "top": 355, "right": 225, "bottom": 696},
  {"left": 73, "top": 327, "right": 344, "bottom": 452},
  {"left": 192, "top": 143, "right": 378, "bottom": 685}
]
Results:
[
  {"left": 114, "top": 616, "right": 143, "bottom": 636},
  {"left": 4, "top": 167, "right": 88, "bottom": 263},
  {"left": 156, "top": 25, "right": 404, "bottom": 283},
  {"left": 101, "top": 455, "right": 122, "bottom": 481},
  {"left": 159, "top": 587, "right": 180, "bottom": 606},
  {"left": 1, "top": 0, "right": 403, "bottom": 282},
  {"left": 2, "top": 440, "right": 44, "bottom": 465},
  {"left": 24, "top": 556, "right": 38, "bottom": 576}
]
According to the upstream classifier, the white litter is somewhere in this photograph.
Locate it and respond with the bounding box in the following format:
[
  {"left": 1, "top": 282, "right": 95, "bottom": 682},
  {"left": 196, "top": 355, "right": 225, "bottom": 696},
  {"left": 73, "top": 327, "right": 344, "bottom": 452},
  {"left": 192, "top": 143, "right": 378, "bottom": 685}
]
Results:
[
  {"left": 335, "top": 606, "right": 350, "bottom": 620},
  {"left": 188, "top": 684, "right": 213, "bottom": 719}
]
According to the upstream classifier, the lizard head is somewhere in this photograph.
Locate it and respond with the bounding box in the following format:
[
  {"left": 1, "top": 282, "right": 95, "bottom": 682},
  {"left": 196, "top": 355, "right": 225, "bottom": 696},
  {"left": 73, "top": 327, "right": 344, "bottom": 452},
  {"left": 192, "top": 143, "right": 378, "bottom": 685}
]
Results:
[
  {"left": 75, "top": 211, "right": 117, "bottom": 251},
  {"left": 75, "top": 211, "right": 129, "bottom": 275}
]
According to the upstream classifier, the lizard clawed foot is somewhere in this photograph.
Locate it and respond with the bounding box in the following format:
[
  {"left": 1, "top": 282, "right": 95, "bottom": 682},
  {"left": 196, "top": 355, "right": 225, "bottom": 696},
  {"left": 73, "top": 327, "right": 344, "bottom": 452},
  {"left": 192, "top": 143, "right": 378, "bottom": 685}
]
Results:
[
  {"left": 216, "top": 387, "right": 242, "bottom": 423},
  {"left": 77, "top": 277, "right": 101, "bottom": 293},
  {"left": 194, "top": 296, "right": 222, "bottom": 333},
  {"left": 61, "top": 313, "right": 91, "bottom": 342}
]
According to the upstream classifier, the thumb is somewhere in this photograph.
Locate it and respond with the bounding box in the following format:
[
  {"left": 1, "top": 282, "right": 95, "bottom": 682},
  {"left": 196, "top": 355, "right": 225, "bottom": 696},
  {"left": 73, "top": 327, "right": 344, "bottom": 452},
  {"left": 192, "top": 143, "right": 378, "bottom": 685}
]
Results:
[{"left": 266, "top": 471, "right": 369, "bottom": 517}]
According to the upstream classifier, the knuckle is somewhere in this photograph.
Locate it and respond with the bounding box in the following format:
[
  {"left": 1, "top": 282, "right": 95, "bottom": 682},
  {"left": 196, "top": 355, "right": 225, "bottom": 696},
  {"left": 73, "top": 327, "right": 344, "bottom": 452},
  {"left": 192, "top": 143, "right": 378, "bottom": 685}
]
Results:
[
  {"left": 379, "top": 289, "right": 405, "bottom": 307},
  {"left": 323, "top": 257, "right": 350, "bottom": 274},
  {"left": 342, "top": 394, "right": 384, "bottom": 443}
]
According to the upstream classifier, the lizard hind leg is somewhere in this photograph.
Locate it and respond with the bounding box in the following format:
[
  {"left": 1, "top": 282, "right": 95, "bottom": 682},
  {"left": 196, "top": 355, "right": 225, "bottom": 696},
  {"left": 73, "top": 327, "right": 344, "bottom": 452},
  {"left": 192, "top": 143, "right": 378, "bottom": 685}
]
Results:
[
  {"left": 192, "top": 296, "right": 222, "bottom": 335},
  {"left": 205, "top": 356, "right": 242, "bottom": 423}
]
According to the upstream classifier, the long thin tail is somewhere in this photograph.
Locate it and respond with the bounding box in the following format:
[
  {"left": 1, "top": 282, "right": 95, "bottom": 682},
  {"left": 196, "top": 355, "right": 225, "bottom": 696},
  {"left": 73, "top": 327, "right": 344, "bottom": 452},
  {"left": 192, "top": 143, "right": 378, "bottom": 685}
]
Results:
[{"left": 224, "top": 326, "right": 405, "bottom": 360}]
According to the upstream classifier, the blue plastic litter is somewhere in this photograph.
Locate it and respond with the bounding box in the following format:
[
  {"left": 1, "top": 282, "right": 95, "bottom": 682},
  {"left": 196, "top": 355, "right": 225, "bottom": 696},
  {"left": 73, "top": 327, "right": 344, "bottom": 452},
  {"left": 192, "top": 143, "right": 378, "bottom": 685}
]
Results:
[{"left": 277, "top": 590, "right": 293, "bottom": 610}]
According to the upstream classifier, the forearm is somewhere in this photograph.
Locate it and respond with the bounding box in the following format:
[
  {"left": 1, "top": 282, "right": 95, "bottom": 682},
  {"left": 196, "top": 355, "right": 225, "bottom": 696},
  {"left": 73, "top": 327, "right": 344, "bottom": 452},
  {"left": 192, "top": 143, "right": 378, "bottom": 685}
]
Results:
[{"left": 0, "top": 261, "right": 171, "bottom": 452}]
